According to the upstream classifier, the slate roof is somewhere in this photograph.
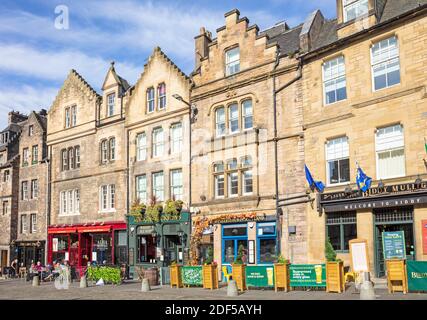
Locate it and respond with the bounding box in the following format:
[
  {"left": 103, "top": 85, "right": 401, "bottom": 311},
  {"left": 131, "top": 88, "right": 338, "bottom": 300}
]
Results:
[{"left": 262, "top": 23, "right": 303, "bottom": 56}]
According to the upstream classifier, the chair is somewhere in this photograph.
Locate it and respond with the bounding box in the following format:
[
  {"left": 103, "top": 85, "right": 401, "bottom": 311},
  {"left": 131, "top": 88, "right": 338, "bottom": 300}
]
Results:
[
  {"left": 222, "top": 266, "right": 232, "bottom": 282},
  {"left": 19, "top": 267, "right": 27, "bottom": 280}
]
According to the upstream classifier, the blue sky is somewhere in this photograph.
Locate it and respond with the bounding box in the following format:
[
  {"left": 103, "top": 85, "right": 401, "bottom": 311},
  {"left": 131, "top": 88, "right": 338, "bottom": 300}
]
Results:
[{"left": 0, "top": 0, "right": 336, "bottom": 129}]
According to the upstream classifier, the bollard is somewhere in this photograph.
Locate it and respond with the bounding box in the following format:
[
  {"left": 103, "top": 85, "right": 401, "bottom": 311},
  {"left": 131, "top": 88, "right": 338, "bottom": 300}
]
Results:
[
  {"left": 32, "top": 275, "right": 40, "bottom": 287},
  {"left": 80, "top": 275, "right": 88, "bottom": 288},
  {"left": 227, "top": 280, "right": 238, "bottom": 297},
  {"left": 141, "top": 278, "right": 151, "bottom": 292},
  {"left": 359, "top": 272, "right": 375, "bottom": 300}
]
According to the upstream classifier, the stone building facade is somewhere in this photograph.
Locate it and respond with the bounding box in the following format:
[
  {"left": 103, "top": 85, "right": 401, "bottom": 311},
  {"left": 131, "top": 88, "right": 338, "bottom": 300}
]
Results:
[
  {"left": 301, "top": 0, "right": 427, "bottom": 277},
  {"left": 15, "top": 110, "right": 49, "bottom": 267},
  {"left": 126, "top": 47, "right": 193, "bottom": 273},
  {"left": 46, "top": 65, "right": 130, "bottom": 271},
  {"left": 189, "top": 9, "right": 307, "bottom": 274},
  {"left": 0, "top": 112, "right": 26, "bottom": 272}
]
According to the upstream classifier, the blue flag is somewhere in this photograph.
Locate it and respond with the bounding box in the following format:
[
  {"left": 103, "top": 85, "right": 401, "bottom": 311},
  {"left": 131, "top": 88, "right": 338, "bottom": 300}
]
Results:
[
  {"left": 304, "top": 165, "right": 325, "bottom": 193},
  {"left": 356, "top": 164, "right": 372, "bottom": 192}
]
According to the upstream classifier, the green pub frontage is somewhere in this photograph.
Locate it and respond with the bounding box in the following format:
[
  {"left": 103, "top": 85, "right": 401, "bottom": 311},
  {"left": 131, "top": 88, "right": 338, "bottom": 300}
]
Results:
[
  {"left": 319, "top": 181, "right": 427, "bottom": 278},
  {"left": 127, "top": 211, "right": 191, "bottom": 283}
]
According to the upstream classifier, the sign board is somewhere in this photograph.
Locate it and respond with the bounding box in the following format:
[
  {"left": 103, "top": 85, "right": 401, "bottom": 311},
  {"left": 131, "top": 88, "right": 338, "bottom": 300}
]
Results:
[
  {"left": 245, "top": 266, "right": 274, "bottom": 287},
  {"left": 248, "top": 240, "right": 255, "bottom": 264},
  {"left": 382, "top": 231, "right": 406, "bottom": 260},
  {"left": 407, "top": 261, "right": 427, "bottom": 292},
  {"left": 422, "top": 220, "right": 427, "bottom": 255},
  {"left": 52, "top": 238, "right": 58, "bottom": 252},
  {"left": 349, "top": 239, "right": 369, "bottom": 272},
  {"left": 289, "top": 264, "right": 326, "bottom": 287},
  {"left": 92, "top": 252, "right": 97, "bottom": 262},
  {"left": 181, "top": 266, "right": 203, "bottom": 286},
  {"left": 64, "top": 252, "right": 69, "bottom": 261},
  {"left": 137, "top": 225, "right": 155, "bottom": 235}
]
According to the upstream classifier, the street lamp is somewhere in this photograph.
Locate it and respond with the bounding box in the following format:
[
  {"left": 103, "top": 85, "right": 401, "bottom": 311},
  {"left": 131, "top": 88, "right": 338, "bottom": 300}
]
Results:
[{"left": 173, "top": 94, "right": 198, "bottom": 123}]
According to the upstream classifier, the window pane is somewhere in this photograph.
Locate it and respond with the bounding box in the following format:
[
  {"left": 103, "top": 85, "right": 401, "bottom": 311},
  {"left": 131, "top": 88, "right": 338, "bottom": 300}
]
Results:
[
  {"left": 243, "top": 170, "right": 253, "bottom": 194},
  {"left": 259, "top": 238, "right": 276, "bottom": 263},
  {"left": 223, "top": 225, "right": 247, "bottom": 236},
  {"left": 327, "top": 225, "right": 341, "bottom": 251},
  {"left": 339, "top": 158, "right": 350, "bottom": 183},
  {"left": 228, "top": 172, "right": 238, "bottom": 196},
  {"left": 215, "top": 175, "right": 224, "bottom": 197},
  {"left": 224, "top": 240, "right": 235, "bottom": 263},
  {"left": 229, "top": 104, "right": 239, "bottom": 133},
  {"left": 216, "top": 107, "right": 225, "bottom": 136},
  {"left": 242, "top": 100, "right": 253, "bottom": 129},
  {"left": 328, "top": 160, "right": 339, "bottom": 184},
  {"left": 343, "top": 224, "right": 357, "bottom": 251}
]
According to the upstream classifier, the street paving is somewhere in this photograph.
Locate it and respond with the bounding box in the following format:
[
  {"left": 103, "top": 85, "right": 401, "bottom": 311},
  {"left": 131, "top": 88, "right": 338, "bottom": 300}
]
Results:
[{"left": 0, "top": 279, "right": 426, "bottom": 300}]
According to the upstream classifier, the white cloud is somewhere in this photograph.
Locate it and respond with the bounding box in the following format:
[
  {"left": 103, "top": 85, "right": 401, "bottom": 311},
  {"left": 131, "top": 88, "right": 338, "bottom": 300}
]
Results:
[{"left": 0, "top": 43, "right": 140, "bottom": 87}]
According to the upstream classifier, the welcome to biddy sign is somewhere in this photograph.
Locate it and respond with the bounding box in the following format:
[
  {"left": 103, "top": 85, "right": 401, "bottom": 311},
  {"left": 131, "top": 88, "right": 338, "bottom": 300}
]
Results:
[{"left": 407, "top": 261, "right": 427, "bottom": 291}]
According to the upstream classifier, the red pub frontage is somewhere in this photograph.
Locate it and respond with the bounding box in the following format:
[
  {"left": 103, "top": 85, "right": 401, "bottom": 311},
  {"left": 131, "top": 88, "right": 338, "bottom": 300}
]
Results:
[{"left": 47, "top": 221, "right": 127, "bottom": 274}]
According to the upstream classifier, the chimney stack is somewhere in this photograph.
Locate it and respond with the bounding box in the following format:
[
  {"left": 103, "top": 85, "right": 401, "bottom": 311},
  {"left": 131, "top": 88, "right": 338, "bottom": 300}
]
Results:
[
  {"left": 194, "top": 27, "right": 212, "bottom": 70},
  {"left": 8, "top": 111, "right": 28, "bottom": 125}
]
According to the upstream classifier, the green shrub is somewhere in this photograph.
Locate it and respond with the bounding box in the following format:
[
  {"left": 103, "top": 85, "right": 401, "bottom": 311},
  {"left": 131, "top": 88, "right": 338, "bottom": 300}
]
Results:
[
  {"left": 87, "top": 266, "right": 121, "bottom": 285},
  {"left": 277, "top": 254, "right": 289, "bottom": 264},
  {"left": 204, "top": 246, "right": 214, "bottom": 265},
  {"left": 325, "top": 237, "right": 337, "bottom": 262},
  {"left": 234, "top": 244, "right": 245, "bottom": 265}
]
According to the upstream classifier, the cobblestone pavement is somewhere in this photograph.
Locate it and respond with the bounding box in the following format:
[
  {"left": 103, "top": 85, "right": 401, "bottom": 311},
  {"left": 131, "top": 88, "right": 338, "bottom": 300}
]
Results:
[{"left": 0, "top": 279, "right": 426, "bottom": 300}]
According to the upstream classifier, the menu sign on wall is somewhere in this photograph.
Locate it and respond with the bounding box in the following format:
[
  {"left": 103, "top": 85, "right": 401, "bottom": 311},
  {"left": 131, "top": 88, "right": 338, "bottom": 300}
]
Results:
[
  {"left": 422, "top": 220, "right": 427, "bottom": 255},
  {"left": 349, "top": 239, "right": 369, "bottom": 273},
  {"left": 382, "top": 231, "right": 406, "bottom": 260}
]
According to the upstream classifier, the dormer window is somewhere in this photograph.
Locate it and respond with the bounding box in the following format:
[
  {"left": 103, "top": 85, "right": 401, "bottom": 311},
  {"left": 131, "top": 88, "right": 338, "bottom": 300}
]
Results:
[
  {"left": 107, "top": 93, "right": 115, "bottom": 117},
  {"left": 225, "top": 47, "right": 240, "bottom": 76},
  {"left": 29, "top": 125, "right": 34, "bottom": 136},
  {"left": 1, "top": 132, "right": 8, "bottom": 144},
  {"left": 343, "top": 0, "right": 369, "bottom": 22}
]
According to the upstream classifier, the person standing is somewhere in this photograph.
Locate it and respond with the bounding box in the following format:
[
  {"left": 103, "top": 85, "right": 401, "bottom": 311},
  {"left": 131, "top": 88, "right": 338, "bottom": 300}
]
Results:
[{"left": 10, "top": 258, "right": 18, "bottom": 278}]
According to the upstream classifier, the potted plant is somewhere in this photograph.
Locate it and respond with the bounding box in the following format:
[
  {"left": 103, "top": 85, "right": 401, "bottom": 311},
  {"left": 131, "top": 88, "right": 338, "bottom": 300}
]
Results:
[
  {"left": 146, "top": 196, "right": 162, "bottom": 222},
  {"left": 325, "top": 237, "right": 345, "bottom": 293},
  {"left": 129, "top": 199, "right": 146, "bottom": 222},
  {"left": 163, "top": 199, "right": 183, "bottom": 220},
  {"left": 274, "top": 254, "right": 290, "bottom": 292},
  {"left": 202, "top": 247, "right": 218, "bottom": 290},
  {"left": 169, "top": 261, "right": 183, "bottom": 288},
  {"left": 232, "top": 244, "right": 247, "bottom": 292}
]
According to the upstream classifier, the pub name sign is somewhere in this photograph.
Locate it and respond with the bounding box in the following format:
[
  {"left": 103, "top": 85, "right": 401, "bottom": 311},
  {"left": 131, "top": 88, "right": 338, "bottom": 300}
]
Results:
[{"left": 320, "top": 182, "right": 427, "bottom": 212}]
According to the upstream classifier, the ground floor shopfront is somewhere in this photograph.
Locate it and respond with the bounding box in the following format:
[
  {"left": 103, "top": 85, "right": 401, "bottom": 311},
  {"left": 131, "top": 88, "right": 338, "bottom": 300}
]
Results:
[
  {"left": 13, "top": 240, "right": 45, "bottom": 267},
  {"left": 308, "top": 181, "right": 427, "bottom": 278},
  {"left": 127, "top": 212, "right": 191, "bottom": 280},
  {"left": 47, "top": 221, "right": 127, "bottom": 271}
]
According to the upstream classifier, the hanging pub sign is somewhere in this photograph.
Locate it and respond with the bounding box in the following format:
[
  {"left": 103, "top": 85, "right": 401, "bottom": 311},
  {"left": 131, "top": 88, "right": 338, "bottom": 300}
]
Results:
[
  {"left": 382, "top": 231, "right": 406, "bottom": 260},
  {"left": 320, "top": 182, "right": 427, "bottom": 212},
  {"left": 422, "top": 220, "right": 427, "bottom": 255}
]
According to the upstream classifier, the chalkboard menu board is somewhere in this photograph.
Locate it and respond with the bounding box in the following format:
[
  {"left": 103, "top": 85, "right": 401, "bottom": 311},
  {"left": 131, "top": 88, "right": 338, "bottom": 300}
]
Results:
[
  {"left": 382, "top": 231, "right": 406, "bottom": 260},
  {"left": 181, "top": 266, "right": 203, "bottom": 286}
]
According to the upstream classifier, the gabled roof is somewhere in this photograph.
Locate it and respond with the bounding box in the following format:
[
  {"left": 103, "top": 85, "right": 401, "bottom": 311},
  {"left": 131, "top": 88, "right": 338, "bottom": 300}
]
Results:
[{"left": 101, "top": 61, "right": 131, "bottom": 92}]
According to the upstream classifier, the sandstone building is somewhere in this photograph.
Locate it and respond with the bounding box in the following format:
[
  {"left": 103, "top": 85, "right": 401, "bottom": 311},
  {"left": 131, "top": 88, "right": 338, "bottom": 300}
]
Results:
[
  {"left": 301, "top": 0, "right": 427, "bottom": 277},
  {"left": 46, "top": 64, "right": 130, "bottom": 272},
  {"left": 15, "top": 110, "right": 48, "bottom": 267},
  {"left": 0, "top": 112, "right": 26, "bottom": 272},
  {"left": 189, "top": 9, "right": 307, "bottom": 274}
]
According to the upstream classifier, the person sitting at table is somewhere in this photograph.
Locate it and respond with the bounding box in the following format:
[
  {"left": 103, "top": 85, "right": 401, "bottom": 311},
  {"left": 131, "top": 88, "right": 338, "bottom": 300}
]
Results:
[{"left": 26, "top": 262, "right": 37, "bottom": 282}]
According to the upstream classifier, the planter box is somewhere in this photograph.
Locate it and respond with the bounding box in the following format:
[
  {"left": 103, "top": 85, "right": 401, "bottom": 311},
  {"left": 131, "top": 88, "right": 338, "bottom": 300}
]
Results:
[
  {"left": 386, "top": 259, "right": 407, "bottom": 294},
  {"left": 202, "top": 265, "right": 219, "bottom": 290},
  {"left": 274, "top": 263, "right": 290, "bottom": 292},
  {"left": 326, "top": 261, "right": 345, "bottom": 293},
  {"left": 232, "top": 264, "right": 246, "bottom": 292},
  {"left": 170, "top": 265, "right": 183, "bottom": 288}
]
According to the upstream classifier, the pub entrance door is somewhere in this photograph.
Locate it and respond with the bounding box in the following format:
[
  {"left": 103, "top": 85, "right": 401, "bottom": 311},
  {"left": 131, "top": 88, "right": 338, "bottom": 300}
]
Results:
[
  {"left": 1, "top": 250, "right": 8, "bottom": 272},
  {"left": 374, "top": 207, "right": 415, "bottom": 278}
]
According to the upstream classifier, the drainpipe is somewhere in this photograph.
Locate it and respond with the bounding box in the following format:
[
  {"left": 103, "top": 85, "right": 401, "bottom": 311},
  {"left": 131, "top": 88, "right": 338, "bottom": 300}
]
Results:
[{"left": 272, "top": 53, "right": 303, "bottom": 258}]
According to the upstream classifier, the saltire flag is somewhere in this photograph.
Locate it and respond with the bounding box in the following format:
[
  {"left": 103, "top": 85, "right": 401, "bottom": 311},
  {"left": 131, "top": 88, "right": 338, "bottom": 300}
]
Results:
[
  {"left": 304, "top": 165, "right": 325, "bottom": 193},
  {"left": 424, "top": 137, "right": 427, "bottom": 154},
  {"left": 356, "top": 162, "right": 372, "bottom": 192}
]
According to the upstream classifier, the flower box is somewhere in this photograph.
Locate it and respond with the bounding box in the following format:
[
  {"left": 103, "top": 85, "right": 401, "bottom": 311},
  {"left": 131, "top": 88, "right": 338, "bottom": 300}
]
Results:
[
  {"left": 170, "top": 264, "right": 183, "bottom": 288},
  {"left": 326, "top": 261, "right": 345, "bottom": 293},
  {"left": 274, "top": 263, "right": 290, "bottom": 292},
  {"left": 232, "top": 264, "right": 246, "bottom": 292},
  {"left": 202, "top": 264, "right": 218, "bottom": 290}
]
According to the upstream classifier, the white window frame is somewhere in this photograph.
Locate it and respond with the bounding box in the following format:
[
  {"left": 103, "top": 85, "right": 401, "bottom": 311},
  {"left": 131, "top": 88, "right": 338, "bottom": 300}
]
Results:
[
  {"left": 75, "top": 146, "right": 80, "bottom": 168},
  {"left": 225, "top": 47, "right": 240, "bottom": 76},
  {"left": 109, "top": 138, "right": 116, "bottom": 161},
  {"left": 215, "top": 107, "right": 226, "bottom": 137},
  {"left": 158, "top": 83, "right": 166, "bottom": 110},
  {"left": 325, "top": 136, "right": 350, "bottom": 186},
  {"left": 65, "top": 107, "right": 71, "bottom": 128},
  {"left": 322, "top": 56, "right": 347, "bottom": 106},
  {"left": 375, "top": 124, "right": 405, "bottom": 180},
  {"left": 152, "top": 127, "right": 164, "bottom": 158},
  {"left": 22, "top": 181, "right": 28, "bottom": 200},
  {"left": 147, "top": 88, "right": 155, "bottom": 113},
  {"left": 343, "top": 0, "right": 369, "bottom": 23},
  {"left": 136, "top": 175, "right": 147, "bottom": 204},
  {"left": 152, "top": 171, "right": 164, "bottom": 202},
  {"left": 99, "top": 185, "right": 116, "bottom": 213},
  {"left": 170, "top": 123, "right": 183, "bottom": 154},
  {"left": 29, "top": 125, "right": 34, "bottom": 136},
  {"left": 170, "top": 169, "right": 183, "bottom": 201},
  {"left": 23, "top": 148, "right": 29, "bottom": 166},
  {"left": 371, "top": 36, "right": 401, "bottom": 92},
  {"left": 228, "top": 103, "right": 239, "bottom": 134},
  {"left": 242, "top": 99, "right": 253, "bottom": 130},
  {"left": 21, "top": 214, "right": 27, "bottom": 234},
  {"left": 71, "top": 105, "right": 77, "bottom": 126},
  {"left": 2, "top": 201, "right": 9, "bottom": 215},
  {"left": 101, "top": 140, "right": 108, "bottom": 163},
  {"left": 59, "top": 189, "right": 80, "bottom": 216},
  {"left": 30, "top": 214, "right": 37, "bottom": 233},
  {"left": 136, "top": 133, "right": 147, "bottom": 161},
  {"left": 107, "top": 93, "right": 115, "bottom": 117},
  {"left": 31, "top": 179, "right": 38, "bottom": 199},
  {"left": 32, "top": 145, "right": 38, "bottom": 164},
  {"left": 242, "top": 169, "right": 253, "bottom": 196}
]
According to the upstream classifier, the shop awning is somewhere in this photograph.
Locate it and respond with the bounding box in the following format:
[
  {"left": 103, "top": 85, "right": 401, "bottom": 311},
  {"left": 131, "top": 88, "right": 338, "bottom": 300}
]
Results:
[
  {"left": 48, "top": 227, "right": 78, "bottom": 234},
  {"left": 77, "top": 225, "right": 112, "bottom": 233}
]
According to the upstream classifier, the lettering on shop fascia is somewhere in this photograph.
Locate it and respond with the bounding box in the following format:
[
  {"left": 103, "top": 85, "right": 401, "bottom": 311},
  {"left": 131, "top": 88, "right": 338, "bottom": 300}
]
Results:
[{"left": 213, "top": 216, "right": 266, "bottom": 224}]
